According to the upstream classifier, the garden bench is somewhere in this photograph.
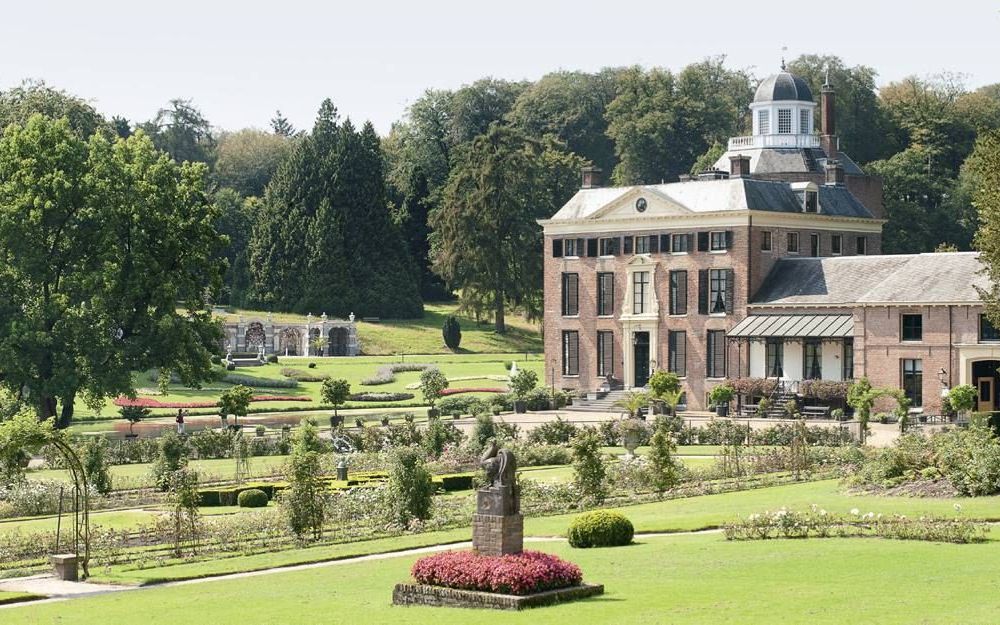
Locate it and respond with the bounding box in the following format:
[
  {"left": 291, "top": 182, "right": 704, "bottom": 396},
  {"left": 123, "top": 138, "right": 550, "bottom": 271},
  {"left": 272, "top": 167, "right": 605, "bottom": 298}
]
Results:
[
  {"left": 362, "top": 317, "right": 380, "bottom": 323},
  {"left": 801, "top": 406, "right": 830, "bottom": 419}
]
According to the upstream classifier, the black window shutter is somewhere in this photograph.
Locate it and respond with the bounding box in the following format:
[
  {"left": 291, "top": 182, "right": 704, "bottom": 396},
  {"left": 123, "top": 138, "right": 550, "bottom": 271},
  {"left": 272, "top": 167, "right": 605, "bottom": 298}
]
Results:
[
  {"left": 678, "top": 270, "right": 688, "bottom": 314},
  {"left": 725, "top": 269, "right": 735, "bottom": 314},
  {"left": 552, "top": 239, "right": 563, "bottom": 258},
  {"left": 698, "top": 269, "right": 709, "bottom": 315},
  {"left": 586, "top": 238, "right": 598, "bottom": 257},
  {"left": 725, "top": 230, "right": 734, "bottom": 250},
  {"left": 697, "top": 232, "right": 709, "bottom": 252},
  {"left": 649, "top": 235, "right": 659, "bottom": 253},
  {"left": 623, "top": 236, "right": 633, "bottom": 255},
  {"left": 576, "top": 238, "right": 585, "bottom": 256},
  {"left": 660, "top": 234, "right": 670, "bottom": 252},
  {"left": 687, "top": 233, "right": 695, "bottom": 252}
]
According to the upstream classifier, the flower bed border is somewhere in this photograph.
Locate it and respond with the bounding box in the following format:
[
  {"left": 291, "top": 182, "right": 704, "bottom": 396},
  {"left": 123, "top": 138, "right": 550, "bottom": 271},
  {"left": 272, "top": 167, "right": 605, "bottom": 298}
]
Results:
[{"left": 392, "top": 582, "right": 604, "bottom": 611}]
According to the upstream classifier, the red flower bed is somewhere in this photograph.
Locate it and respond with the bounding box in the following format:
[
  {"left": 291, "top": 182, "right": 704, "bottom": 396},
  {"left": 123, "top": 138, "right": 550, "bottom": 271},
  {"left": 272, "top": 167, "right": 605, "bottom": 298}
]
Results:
[
  {"left": 114, "top": 395, "right": 312, "bottom": 408},
  {"left": 439, "top": 387, "right": 505, "bottom": 396},
  {"left": 411, "top": 550, "right": 582, "bottom": 595}
]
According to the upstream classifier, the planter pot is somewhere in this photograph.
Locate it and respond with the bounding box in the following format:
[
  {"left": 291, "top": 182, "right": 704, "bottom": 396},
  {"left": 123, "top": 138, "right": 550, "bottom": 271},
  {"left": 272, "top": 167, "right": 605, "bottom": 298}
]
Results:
[
  {"left": 513, "top": 401, "right": 527, "bottom": 414},
  {"left": 716, "top": 404, "right": 729, "bottom": 417},
  {"left": 330, "top": 415, "right": 344, "bottom": 428},
  {"left": 427, "top": 408, "right": 440, "bottom": 419},
  {"left": 491, "top": 407, "right": 501, "bottom": 416},
  {"left": 255, "top": 430, "right": 265, "bottom": 437},
  {"left": 622, "top": 431, "right": 641, "bottom": 457},
  {"left": 586, "top": 392, "right": 598, "bottom": 401}
]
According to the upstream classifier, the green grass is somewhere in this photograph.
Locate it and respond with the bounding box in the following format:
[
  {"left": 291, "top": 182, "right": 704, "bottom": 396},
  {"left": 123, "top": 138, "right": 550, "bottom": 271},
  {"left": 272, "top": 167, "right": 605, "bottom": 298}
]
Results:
[
  {"left": 0, "top": 509, "right": 158, "bottom": 535},
  {"left": 0, "top": 591, "right": 43, "bottom": 606},
  {"left": 13, "top": 534, "right": 1000, "bottom": 624},
  {"left": 72, "top": 351, "right": 543, "bottom": 420}
]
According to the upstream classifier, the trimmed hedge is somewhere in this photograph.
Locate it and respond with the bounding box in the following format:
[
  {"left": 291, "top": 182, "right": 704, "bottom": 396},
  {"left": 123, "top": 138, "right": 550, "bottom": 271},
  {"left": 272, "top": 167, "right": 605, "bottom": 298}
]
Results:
[
  {"left": 237, "top": 488, "right": 269, "bottom": 508},
  {"left": 567, "top": 510, "right": 634, "bottom": 548}
]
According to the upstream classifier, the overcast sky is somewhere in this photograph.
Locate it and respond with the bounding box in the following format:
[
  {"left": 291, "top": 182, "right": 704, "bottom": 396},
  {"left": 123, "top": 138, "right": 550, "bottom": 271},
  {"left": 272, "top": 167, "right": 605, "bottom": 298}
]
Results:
[{"left": 2, "top": 0, "right": 997, "bottom": 135}]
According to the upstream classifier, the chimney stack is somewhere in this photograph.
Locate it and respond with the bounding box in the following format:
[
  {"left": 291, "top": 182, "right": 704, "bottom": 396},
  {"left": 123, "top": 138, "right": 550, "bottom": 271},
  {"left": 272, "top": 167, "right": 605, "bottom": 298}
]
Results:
[
  {"left": 824, "top": 159, "right": 845, "bottom": 186},
  {"left": 581, "top": 166, "right": 603, "bottom": 189},
  {"left": 820, "top": 74, "right": 837, "bottom": 160},
  {"left": 729, "top": 154, "right": 751, "bottom": 178}
]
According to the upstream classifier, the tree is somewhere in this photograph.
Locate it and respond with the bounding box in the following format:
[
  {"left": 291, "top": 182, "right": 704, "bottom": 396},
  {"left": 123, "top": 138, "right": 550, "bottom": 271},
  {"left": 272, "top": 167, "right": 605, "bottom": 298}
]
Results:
[
  {"left": 0, "top": 116, "right": 224, "bottom": 426},
  {"left": 647, "top": 420, "right": 681, "bottom": 494},
  {"left": 270, "top": 110, "right": 295, "bottom": 137},
  {"left": 973, "top": 131, "right": 1000, "bottom": 327},
  {"left": 419, "top": 368, "right": 449, "bottom": 410},
  {"left": 212, "top": 190, "right": 257, "bottom": 306},
  {"left": 387, "top": 447, "right": 434, "bottom": 527},
  {"left": 431, "top": 124, "right": 580, "bottom": 332},
  {"left": 947, "top": 385, "right": 977, "bottom": 420},
  {"left": 168, "top": 468, "right": 201, "bottom": 556},
  {"left": 218, "top": 385, "right": 254, "bottom": 427},
  {"left": 442, "top": 316, "right": 462, "bottom": 350},
  {"left": 213, "top": 129, "right": 291, "bottom": 197},
  {"left": 321, "top": 378, "right": 351, "bottom": 418},
  {"left": 508, "top": 369, "right": 538, "bottom": 400},
  {"left": 119, "top": 405, "right": 150, "bottom": 437},
  {"left": 647, "top": 370, "right": 681, "bottom": 413},
  {"left": 151, "top": 432, "right": 189, "bottom": 491},
  {"left": 80, "top": 436, "right": 112, "bottom": 495},
  {"left": 140, "top": 99, "right": 216, "bottom": 165},
  {"left": 571, "top": 429, "right": 608, "bottom": 504},
  {"left": 0, "top": 79, "right": 106, "bottom": 138}
]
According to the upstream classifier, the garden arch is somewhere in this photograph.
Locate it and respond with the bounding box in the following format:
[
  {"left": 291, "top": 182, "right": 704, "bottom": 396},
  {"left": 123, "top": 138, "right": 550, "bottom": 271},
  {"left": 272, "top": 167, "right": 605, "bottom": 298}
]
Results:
[
  {"left": 329, "top": 327, "right": 349, "bottom": 357},
  {"left": 278, "top": 328, "right": 302, "bottom": 356},
  {"left": 245, "top": 322, "right": 266, "bottom": 351}
]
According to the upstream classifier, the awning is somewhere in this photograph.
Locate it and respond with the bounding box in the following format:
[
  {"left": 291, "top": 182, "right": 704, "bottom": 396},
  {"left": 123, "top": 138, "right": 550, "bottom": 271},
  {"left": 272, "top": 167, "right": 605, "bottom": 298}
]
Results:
[{"left": 727, "top": 314, "right": 854, "bottom": 339}]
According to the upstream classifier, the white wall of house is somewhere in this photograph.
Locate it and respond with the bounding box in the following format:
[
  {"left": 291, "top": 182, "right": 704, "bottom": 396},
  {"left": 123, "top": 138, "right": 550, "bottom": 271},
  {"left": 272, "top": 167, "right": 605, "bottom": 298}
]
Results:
[
  {"left": 749, "top": 341, "right": 766, "bottom": 378},
  {"left": 784, "top": 340, "right": 804, "bottom": 381},
  {"left": 744, "top": 338, "right": 845, "bottom": 381},
  {"left": 821, "top": 340, "right": 843, "bottom": 381}
]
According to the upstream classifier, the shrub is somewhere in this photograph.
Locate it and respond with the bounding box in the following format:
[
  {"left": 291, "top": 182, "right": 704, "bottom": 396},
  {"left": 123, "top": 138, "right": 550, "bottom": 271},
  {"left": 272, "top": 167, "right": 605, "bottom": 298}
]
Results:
[
  {"left": 266, "top": 354, "right": 279, "bottom": 364},
  {"left": 387, "top": 447, "right": 434, "bottom": 526},
  {"left": 647, "top": 422, "right": 681, "bottom": 493},
  {"left": 730, "top": 377, "right": 779, "bottom": 399},
  {"left": 436, "top": 394, "right": 479, "bottom": 415},
  {"left": 509, "top": 369, "right": 538, "bottom": 399},
  {"left": 80, "top": 436, "right": 113, "bottom": 495},
  {"left": 281, "top": 368, "right": 330, "bottom": 382},
  {"left": 799, "top": 379, "right": 850, "bottom": 402},
  {"left": 222, "top": 373, "right": 298, "bottom": 388},
  {"left": 442, "top": 315, "right": 462, "bottom": 350},
  {"left": 507, "top": 442, "right": 572, "bottom": 467},
  {"left": 567, "top": 510, "right": 634, "bottom": 548},
  {"left": 571, "top": 429, "right": 607, "bottom": 504},
  {"left": 151, "top": 432, "right": 190, "bottom": 491},
  {"left": 411, "top": 550, "right": 582, "bottom": 595},
  {"left": 348, "top": 392, "right": 414, "bottom": 402},
  {"left": 225, "top": 362, "right": 236, "bottom": 371},
  {"left": 308, "top": 362, "right": 317, "bottom": 369},
  {"left": 237, "top": 488, "right": 269, "bottom": 508},
  {"left": 471, "top": 414, "right": 497, "bottom": 451},
  {"left": 210, "top": 354, "right": 222, "bottom": 365},
  {"left": 420, "top": 367, "right": 449, "bottom": 407},
  {"left": 934, "top": 424, "right": 1000, "bottom": 496},
  {"left": 423, "top": 418, "right": 465, "bottom": 457},
  {"left": 527, "top": 416, "right": 578, "bottom": 445},
  {"left": 708, "top": 384, "right": 735, "bottom": 406},
  {"left": 947, "top": 384, "right": 977, "bottom": 416},
  {"left": 362, "top": 363, "right": 433, "bottom": 386}
]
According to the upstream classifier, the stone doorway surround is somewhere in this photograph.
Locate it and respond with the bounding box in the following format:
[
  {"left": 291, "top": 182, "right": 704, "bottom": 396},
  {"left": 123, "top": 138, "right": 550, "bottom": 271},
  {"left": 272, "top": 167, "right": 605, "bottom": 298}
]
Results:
[{"left": 619, "top": 254, "right": 659, "bottom": 389}]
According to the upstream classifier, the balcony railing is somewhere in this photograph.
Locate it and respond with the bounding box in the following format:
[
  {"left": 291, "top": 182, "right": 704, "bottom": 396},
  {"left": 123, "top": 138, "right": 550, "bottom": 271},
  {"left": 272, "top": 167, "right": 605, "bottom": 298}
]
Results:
[{"left": 728, "top": 134, "right": 821, "bottom": 150}]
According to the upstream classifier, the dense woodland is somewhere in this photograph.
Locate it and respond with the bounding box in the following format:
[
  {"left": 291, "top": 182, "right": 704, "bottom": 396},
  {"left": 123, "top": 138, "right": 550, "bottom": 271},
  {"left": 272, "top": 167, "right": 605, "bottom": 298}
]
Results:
[{"left": 3, "top": 54, "right": 1000, "bottom": 329}]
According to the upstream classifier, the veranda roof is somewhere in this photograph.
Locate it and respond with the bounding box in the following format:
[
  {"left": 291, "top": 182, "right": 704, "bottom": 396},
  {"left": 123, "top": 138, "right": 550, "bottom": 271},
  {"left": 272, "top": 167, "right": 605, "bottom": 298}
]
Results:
[{"left": 727, "top": 314, "right": 854, "bottom": 339}]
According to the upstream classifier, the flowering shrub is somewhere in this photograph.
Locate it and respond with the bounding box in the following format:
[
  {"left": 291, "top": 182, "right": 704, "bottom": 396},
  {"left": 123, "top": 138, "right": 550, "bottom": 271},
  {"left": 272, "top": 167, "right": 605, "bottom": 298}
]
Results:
[
  {"left": 439, "top": 387, "right": 504, "bottom": 396},
  {"left": 411, "top": 550, "right": 582, "bottom": 595},
  {"left": 347, "top": 392, "right": 415, "bottom": 402},
  {"left": 114, "top": 395, "right": 311, "bottom": 408},
  {"left": 724, "top": 506, "right": 986, "bottom": 544},
  {"left": 361, "top": 363, "right": 434, "bottom": 386}
]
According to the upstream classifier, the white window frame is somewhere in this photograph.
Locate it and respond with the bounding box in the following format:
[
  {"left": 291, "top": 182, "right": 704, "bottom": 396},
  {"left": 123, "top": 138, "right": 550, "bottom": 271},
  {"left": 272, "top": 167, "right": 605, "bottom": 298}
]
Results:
[
  {"left": 709, "top": 231, "right": 727, "bottom": 253},
  {"left": 831, "top": 234, "right": 842, "bottom": 256},
  {"left": 799, "top": 108, "right": 811, "bottom": 135},
  {"left": 758, "top": 109, "right": 770, "bottom": 134},
  {"left": 777, "top": 109, "right": 792, "bottom": 134}
]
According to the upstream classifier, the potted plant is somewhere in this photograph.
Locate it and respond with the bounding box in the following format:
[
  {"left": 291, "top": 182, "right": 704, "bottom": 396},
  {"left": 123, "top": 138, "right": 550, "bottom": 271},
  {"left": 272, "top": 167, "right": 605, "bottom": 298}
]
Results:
[
  {"left": 709, "top": 384, "right": 735, "bottom": 417},
  {"left": 381, "top": 415, "right": 391, "bottom": 426},
  {"left": 120, "top": 405, "right": 150, "bottom": 439},
  {"left": 946, "top": 384, "right": 977, "bottom": 423},
  {"left": 647, "top": 370, "right": 681, "bottom": 415},
  {"left": 219, "top": 384, "right": 254, "bottom": 430},
  {"left": 616, "top": 417, "right": 648, "bottom": 458},
  {"left": 509, "top": 369, "right": 538, "bottom": 414},
  {"left": 321, "top": 378, "right": 351, "bottom": 425},
  {"left": 420, "top": 368, "right": 448, "bottom": 418},
  {"left": 614, "top": 390, "right": 650, "bottom": 419}
]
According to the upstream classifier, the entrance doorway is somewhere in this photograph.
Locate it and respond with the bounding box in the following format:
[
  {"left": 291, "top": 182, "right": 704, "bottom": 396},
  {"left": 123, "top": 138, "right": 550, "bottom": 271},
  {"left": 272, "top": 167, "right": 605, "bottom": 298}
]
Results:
[
  {"left": 633, "top": 332, "right": 650, "bottom": 388},
  {"left": 972, "top": 360, "right": 1000, "bottom": 412}
]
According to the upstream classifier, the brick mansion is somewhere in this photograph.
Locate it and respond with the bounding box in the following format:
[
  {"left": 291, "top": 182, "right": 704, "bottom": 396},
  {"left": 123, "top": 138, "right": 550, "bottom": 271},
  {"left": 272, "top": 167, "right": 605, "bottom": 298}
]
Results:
[{"left": 541, "top": 68, "right": 999, "bottom": 414}]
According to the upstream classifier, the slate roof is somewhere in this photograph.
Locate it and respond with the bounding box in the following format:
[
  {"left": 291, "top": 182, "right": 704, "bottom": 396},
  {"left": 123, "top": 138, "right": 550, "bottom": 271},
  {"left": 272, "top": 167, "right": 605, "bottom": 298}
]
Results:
[
  {"left": 754, "top": 71, "right": 814, "bottom": 103},
  {"left": 547, "top": 178, "right": 876, "bottom": 221},
  {"left": 712, "top": 148, "right": 866, "bottom": 176},
  {"left": 752, "top": 252, "right": 986, "bottom": 306}
]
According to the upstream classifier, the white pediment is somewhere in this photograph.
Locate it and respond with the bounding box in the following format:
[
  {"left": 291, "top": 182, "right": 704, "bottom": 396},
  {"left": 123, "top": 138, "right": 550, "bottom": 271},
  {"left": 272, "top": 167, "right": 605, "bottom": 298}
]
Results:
[{"left": 587, "top": 186, "right": 692, "bottom": 220}]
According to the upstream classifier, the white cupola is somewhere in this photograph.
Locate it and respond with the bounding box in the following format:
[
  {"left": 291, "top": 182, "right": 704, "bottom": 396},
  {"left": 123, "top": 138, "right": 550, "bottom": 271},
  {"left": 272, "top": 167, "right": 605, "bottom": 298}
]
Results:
[{"left": 748, "top": 66, "right": 817, "bottom": 146}]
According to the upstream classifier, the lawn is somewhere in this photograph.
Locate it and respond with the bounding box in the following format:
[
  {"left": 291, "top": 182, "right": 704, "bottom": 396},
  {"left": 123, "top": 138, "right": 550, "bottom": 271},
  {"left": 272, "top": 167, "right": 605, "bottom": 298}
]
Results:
[
  {"left": 0, "top": 591, "right": 44, "bottom": 606},
  {"left": 28, "top": 455, "right": 291, "bottom": 488},
  {"left": 72, "top": 352, "right": 543, "bottom": 421},
  {"left": 214, "top": 302, "right": 542, "bottom": 355},
  {"left": 10, "top": 533, "right": 1000, "bottom": 624},
  {"left": 0, "top": 509, "right": 158, "bottom": 536}
]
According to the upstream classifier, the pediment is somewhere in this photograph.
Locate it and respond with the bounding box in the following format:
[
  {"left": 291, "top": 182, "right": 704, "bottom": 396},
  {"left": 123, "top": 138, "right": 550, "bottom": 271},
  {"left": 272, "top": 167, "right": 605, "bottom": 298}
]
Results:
[{"left": 587, "top": 186, "right": 691, "bottom": 220}]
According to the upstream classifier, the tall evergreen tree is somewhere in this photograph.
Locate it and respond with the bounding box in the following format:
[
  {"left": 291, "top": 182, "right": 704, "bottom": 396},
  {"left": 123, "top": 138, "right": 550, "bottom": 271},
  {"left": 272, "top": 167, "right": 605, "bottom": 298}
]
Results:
[{"left": 270, "top": 110, "right": 295, "bottom": 137}]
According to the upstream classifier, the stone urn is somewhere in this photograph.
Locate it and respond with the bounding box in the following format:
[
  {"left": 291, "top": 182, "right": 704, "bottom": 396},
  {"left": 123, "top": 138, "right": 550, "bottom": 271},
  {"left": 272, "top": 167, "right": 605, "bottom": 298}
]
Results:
[{"left": 619, "top": 419, "right": 645, "bottom": 458}]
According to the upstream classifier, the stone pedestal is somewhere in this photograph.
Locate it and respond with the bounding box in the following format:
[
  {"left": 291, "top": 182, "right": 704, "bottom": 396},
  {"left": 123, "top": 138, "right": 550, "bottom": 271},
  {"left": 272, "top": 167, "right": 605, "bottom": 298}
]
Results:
[
  {"left": 50, "top": 554, "right": 79, "bottom": 581},
  {"left": 472, "top": 513, "right": 523, "bottom": 556}
]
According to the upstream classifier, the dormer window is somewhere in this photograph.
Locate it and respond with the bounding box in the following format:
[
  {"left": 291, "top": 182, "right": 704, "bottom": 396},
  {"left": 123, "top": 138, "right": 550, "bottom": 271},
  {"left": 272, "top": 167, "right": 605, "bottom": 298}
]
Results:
[
  {"left": 792, "top": 182, "right": 820, "bottom": 213},
  {"left": 777, "top": 109, "right": 792, "bottom": 134},
  {"left": 804, "top": 191, "right": 818, "bottom": 212},
  {"left": 800, "top": 109, "right": 811, "bottom": 134}
]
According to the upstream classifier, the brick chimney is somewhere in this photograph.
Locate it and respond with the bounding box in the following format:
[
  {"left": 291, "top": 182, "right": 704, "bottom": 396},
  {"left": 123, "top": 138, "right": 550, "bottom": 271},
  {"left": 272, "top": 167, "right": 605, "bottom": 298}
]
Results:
[
  {"left": 824, "top": 159, "right": 845, "bottom": 186},
  {"left": 729, "top": 154, "right": 751, "bottom": 178},
  {"left": 581, "top": 166, "right": 603, "bottom": 189},
  {"left": 820, "top": 74, "right": 838, "bottom": 161}
]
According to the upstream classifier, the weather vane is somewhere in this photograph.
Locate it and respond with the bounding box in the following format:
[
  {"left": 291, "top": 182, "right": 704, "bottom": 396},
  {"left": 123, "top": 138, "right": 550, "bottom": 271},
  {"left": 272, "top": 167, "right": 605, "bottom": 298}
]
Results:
[{"left": 781, "top": 46, "right": 788, "bottom": 70}]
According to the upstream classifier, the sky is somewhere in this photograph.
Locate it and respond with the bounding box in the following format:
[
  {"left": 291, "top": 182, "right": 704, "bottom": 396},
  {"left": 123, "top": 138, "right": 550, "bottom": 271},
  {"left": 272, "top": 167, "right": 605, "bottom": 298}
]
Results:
[{"left": 2, "top": 0, "right": 998, "bottom": 135}]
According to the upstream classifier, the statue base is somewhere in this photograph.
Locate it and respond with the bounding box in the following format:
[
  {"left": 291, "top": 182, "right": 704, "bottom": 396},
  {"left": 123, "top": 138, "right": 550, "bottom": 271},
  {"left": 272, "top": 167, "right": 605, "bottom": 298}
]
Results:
[{"left": 472, "top": 513, "right": 523, "bottom": 556}]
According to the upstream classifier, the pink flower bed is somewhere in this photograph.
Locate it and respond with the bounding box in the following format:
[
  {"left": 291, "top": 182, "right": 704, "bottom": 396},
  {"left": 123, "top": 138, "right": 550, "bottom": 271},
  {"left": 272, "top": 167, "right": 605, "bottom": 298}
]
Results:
[
  {"left": 114, "top": 396, "right": 312, "bottom": 408},
  {"left": 439, "top": 387, "right": 504, "bottom": 396},
  {"left": 411, "top": 550, "right": 582, "bottom": 595}
]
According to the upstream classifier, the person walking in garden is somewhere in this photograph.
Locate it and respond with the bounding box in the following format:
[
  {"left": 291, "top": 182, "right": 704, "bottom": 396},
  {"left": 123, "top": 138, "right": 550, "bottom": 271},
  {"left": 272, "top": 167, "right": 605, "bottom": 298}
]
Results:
[{"left": 176, "top": 408, "right": 186, "bottom": 434}]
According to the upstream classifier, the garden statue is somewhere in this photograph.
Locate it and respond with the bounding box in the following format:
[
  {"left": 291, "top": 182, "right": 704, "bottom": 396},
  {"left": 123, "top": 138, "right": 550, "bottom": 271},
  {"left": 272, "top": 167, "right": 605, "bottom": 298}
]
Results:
[
  {"left": 349, "top": 312, "right": 355, "bottom": 323},
  {"left": 473, "top": 441, "right": 522, "bottom": 555}
]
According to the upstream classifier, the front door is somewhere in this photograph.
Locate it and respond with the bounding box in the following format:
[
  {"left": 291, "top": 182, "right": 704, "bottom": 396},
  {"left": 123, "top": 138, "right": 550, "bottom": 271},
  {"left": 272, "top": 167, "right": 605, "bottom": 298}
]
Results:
[
  {"left": 633, "top": 332, "right": 650, "bottom": 388},
  {"left": 978, "top": 377, "right": 994, "bottom": 413}
]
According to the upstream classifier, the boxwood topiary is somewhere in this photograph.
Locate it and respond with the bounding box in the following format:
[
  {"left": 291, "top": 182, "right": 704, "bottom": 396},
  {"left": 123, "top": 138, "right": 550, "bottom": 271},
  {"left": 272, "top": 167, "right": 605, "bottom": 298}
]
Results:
[
  {"left": 237, "top": 488, "right": 269, "bottom": 508},
  {"left": 567, "top": 510, "right": 634, "bottom": 548}
]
